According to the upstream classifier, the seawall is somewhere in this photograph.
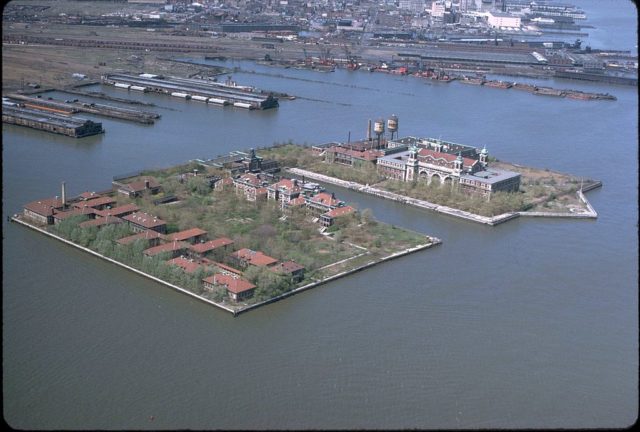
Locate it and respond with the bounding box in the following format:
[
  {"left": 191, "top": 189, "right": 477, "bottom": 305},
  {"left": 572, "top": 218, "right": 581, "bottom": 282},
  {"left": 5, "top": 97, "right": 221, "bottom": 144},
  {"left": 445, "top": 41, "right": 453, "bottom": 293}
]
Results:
[
  {"left": 287, "top": 168, "right": 601, "bottom": 226},
  {"left": 11, "top": 216, "right": 440, "bottom": 317},
  {"left": 233, "top": 238, "right": 441, "bottom": 316},
  {"left": 11, "top": 216, "right": 238, "bottom": 315}
]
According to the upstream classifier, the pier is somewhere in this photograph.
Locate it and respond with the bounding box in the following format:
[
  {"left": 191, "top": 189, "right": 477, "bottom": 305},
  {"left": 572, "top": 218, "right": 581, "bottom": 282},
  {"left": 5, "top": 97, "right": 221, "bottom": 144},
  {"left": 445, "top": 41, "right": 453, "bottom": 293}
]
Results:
[
  {"left": 5, "top": 94, "right": 160, "bottom": 124},
  {"left": 102, "top": 73, "right": 279, "bottom": 110},
  {"left": 2, "top": 104, "right": 103, "bottom": 138}
]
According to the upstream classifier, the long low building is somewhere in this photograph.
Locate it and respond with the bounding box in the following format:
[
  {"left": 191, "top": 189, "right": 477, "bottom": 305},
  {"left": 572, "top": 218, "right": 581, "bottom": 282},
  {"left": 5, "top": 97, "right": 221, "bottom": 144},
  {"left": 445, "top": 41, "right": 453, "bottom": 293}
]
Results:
[
  {"left": 102, "top": 74, "right": 279, "bottom": 110},
  {"left": 2, "top": 105, "right": 104, "bottom": 138}
]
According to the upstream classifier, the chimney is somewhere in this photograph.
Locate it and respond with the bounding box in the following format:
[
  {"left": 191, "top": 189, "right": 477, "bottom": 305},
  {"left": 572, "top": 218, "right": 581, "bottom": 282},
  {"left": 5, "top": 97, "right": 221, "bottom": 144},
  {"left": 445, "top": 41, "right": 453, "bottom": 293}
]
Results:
[
  {"left": 144, "top": 179, "right": 150, "bottom": 189},
  {"left": 61, "top": 181, "right": 67, "bottom": 208},
  {"left": 367, "top": 119, "right": 372, "bottom": 141}
]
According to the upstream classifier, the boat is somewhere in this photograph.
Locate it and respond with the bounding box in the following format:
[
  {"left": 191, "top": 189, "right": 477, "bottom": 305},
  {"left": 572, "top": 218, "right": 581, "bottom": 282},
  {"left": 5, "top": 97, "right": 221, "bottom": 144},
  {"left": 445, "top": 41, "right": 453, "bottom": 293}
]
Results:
[
  {"left": 484, "top": 80, "right": 513, "bottom": 89},
  {"left": 459, "top": 76, "right": 485, "bottom": 85},
  {"left": 512, "top": 82, "right": 537, "bottom": 92},
  {"left": 533, "top": 86, "right": 564, "bottom": 97}
]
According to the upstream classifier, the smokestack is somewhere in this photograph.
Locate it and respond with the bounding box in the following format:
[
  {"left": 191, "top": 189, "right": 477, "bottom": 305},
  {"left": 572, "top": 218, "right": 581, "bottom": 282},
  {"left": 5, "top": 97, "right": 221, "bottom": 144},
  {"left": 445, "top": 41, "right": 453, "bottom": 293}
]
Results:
[
  {"left": 367, "top": 119, "right": 372, "bottom": 141},
  {"left": 61, "top": 181, "right": 66, "bottom": 208}
]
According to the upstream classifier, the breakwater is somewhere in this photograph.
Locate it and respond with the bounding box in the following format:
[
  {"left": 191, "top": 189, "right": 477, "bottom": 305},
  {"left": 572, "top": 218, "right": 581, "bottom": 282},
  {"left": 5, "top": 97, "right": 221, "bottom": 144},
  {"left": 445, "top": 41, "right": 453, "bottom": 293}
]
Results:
[
  {"left": 11, "top": 216, "right": 439, "bottom": 316},
  {"left": 287, "top": 168, "right": 601, "bottom": 226}
]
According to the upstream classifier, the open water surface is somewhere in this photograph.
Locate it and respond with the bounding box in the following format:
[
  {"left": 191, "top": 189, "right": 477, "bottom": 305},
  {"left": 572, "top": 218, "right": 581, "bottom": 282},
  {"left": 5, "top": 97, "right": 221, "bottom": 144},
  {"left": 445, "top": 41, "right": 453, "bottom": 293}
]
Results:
[{"left": 2, "top": 0, "right": 637, "bottom": 429}]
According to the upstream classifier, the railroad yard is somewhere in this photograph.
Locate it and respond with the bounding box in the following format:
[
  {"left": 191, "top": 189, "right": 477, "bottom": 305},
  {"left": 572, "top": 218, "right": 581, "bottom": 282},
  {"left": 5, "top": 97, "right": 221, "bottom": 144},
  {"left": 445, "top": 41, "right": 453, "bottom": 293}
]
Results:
[{"left": 3, "top": 0, "right": 637, "bottom": 92}]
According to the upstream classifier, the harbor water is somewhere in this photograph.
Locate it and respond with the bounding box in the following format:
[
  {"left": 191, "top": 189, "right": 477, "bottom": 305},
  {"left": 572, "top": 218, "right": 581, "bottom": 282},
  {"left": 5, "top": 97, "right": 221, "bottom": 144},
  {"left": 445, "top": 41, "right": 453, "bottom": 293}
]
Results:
[{"left": 2, "top": 0, "right": 637, "bottom": 428}]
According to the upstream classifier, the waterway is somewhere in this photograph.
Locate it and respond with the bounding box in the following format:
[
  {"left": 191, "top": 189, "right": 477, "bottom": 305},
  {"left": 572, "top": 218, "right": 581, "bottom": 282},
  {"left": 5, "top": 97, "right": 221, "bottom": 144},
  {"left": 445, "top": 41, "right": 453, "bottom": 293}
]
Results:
[{"left": 2, "top": 1, "right": 637, "bottom": 429}]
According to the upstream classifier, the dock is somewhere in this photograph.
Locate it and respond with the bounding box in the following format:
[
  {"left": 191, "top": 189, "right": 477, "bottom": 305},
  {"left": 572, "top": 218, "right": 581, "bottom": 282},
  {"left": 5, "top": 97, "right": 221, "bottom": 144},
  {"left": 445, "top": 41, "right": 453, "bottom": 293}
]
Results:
[
  {"left": 2, "top": 104, "right": 103, "bottom": 138},
  {"left": 102, "top": 73, "right": 279, "bottom": 110},
  {"left": 5, "top": 94, "right": 160, "bottom": 124}
]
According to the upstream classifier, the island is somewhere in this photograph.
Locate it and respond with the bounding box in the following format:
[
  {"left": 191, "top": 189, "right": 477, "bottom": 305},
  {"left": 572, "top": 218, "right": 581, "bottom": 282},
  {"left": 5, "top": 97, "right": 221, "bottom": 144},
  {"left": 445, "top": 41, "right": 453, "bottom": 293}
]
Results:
[
  {"left": 249, "top": 117, "right": 601, "bottom": 225},
  {"left": 12, "top": 148, "right": 440, "bottom": 316}
]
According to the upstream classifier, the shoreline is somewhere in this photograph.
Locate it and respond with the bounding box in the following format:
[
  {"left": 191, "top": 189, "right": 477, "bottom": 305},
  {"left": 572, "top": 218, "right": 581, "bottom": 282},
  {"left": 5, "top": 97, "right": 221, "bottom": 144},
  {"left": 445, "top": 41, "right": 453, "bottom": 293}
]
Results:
[
  {"left": 286, "top": 168, "right": 601, "bottom": 226},
  {"left": 10, "top": 215, "right": 440, "bottom": 316}
]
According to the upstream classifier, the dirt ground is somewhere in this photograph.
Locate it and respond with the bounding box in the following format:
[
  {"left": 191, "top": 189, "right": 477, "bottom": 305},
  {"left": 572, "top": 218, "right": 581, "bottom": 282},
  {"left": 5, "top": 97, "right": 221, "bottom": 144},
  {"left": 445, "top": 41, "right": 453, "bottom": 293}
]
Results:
[{"left": 2, "top": 44, "right": 226, "bottom": 90}]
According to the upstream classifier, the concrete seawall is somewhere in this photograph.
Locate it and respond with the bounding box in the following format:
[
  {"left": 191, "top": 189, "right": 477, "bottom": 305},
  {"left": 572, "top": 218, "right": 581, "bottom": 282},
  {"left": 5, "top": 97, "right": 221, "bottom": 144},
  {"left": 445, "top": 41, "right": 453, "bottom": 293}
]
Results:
[
  {"left": 11, "top": 216, "right": 238, "bottom": 315},
  {"left": 11, "top": 216, "right": 440, "bottom": 317},
  {"left": 287, "top": 168, "right": 601, "bottom": 226},
  {"left": 234, "top": 238, "right": 442, "bottom": 316}
]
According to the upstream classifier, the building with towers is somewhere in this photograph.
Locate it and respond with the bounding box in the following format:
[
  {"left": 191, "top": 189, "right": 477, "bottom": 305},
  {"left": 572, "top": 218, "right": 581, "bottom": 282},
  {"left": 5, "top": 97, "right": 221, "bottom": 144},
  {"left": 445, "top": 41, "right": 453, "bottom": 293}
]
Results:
[{"left": 319, "top": 116, "right": 521, "bottom": 200}]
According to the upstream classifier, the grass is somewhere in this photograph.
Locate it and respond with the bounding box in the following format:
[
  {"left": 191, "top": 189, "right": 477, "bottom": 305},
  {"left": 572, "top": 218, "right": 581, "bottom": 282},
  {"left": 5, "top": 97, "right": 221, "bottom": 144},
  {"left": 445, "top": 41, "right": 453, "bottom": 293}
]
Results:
[{"left": 258, "top": 144, "right": 596, "bottom": 217}]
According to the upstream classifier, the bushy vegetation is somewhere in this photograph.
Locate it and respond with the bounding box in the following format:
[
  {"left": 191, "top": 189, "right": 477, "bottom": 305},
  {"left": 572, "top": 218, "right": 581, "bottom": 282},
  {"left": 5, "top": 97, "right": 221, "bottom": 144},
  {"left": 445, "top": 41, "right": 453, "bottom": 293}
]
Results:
[
  {"left": 46, "top": 155, "right": 430, "bottom": 307},
  {"left": 50, "top": 218, "right": 207, "bottom": 295}
]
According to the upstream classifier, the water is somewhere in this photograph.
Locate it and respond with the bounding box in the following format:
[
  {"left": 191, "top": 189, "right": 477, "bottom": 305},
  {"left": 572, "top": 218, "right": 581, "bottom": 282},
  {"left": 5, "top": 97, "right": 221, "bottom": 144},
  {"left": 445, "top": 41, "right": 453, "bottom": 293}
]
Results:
[{"left": 3, "top": 1, "right": 637, "bottom": 429}]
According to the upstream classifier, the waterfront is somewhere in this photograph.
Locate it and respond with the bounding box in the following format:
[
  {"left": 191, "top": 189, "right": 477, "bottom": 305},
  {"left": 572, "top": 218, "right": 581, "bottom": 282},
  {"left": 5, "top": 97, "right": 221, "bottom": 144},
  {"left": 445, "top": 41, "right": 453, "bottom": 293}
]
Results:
[{"left": 3, "top": 1, "right": 637, "bottom": 429}]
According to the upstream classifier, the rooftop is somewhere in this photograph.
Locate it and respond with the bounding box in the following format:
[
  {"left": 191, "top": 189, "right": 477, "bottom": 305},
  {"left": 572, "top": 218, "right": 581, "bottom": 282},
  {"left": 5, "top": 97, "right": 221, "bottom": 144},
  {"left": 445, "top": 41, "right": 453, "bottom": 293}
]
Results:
[
  {"left": 324, "top": 205, "right": 355, "bottom": 218},
  {"left": 93, "top": 203, "right": 140, "bottom": 217},
  {"left": 116, "top": 230, "right": 163, "bottom": 245},
  {"left": 72, "top": 196, "right": 116, "bottom": 209},
  {"left": 167, "top": 227, "right": 208, "bottom": 241},
  {"left": 204, "top": 273, "right": 256, "bottom": 294},
  {"left": 122, "top": 211, "right": 166, "bottom": 228},
  {"left": 143, "top": 240, "right": 189, "bottom": 256},
  {"left": 190, "top": 237, "right": 234, "bottom": 254},
  {"left": 167, "top": 256, "right": 203, "bottom": 273},
  {"left": 232, "top": 248, "right": 279, "bottom": 267},
  {"left": 24, "top": 197, "right": 63, "bottom": 216},
  {"left": 460, "top": 167, "right": 521, "bottom": 184}
]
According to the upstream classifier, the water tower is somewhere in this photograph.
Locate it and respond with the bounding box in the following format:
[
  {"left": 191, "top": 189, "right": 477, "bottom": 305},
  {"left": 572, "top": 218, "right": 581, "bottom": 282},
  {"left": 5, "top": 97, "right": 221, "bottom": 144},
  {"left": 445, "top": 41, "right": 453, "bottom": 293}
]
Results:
[
  {"left": 374, "top": 118, "right": 385, "bottom": 149},
  {"left": 387, "top": 115, "right": 398, "bottom": 140}
]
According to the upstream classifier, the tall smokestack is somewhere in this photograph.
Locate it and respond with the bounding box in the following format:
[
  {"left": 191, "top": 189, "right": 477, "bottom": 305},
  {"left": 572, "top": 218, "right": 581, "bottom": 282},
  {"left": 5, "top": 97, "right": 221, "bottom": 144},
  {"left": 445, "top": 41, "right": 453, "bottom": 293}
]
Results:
[
  {"left": 61, "top": 181, "right": 66, "bottom": 208},
  {"left": 367, "top": 119, "right": 372, "bottom": 141}
]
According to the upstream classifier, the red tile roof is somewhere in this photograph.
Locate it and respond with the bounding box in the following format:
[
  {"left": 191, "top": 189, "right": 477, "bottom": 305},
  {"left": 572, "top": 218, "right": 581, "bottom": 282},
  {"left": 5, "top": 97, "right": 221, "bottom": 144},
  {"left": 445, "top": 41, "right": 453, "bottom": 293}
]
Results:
[
  {"left": 79, "top": 216, "right": 123, "bottom": 228},
  {"left": 116, "top": 230, "right": 162, "bottom": 245},
  {"left": 232, "top": 248, "right": 278, "bottom": 267},
  {"left": 93, "top": 203, "right": 139, "bottom": 218},
  {"left": 310, "top": 192, "right": 339, "bottom": 207},
  {"left": 72, "top": 196, "right": 116, "bottom": 209},
  {"left": 417, "top": 148, "right": 477, "bottom": 168},
  {"left": 329, "top": 145, "right": 382, "bottom": 161},
  {"left": 52, "top": 207, "right": 96, "bottom": 220},
  {"left": 289, "top": 196, "right": 306, "bottom": 206},
  {"left": 121, "top": 177, "right": 161, "bottom": 193},
  {"left": 190, "top": 237, "right": 234, "bottom": 254},
  {"left": 167, "top": 256, "right": 202, "bottom": 273},
  {"left": 236, "top": 173, "right": 261, "bottom": 186},
  {"left": 143, "top": 240, "right": 189, "bottom": 256},
  {"left": 122, "top": 212, "right": 166, "bottom": 229},
  {"left": 324, "top": 205, "right": 355, "bottom": 218},
  {"left": 24, "top": 198, "right": 63, "bottom": 216},
  {"left": 270, "top": 178, "right": 301, "bottom": 193},
  {"left": 203, "top": 273, "right": 256, "bottom": 294},
  {"left": 167, "top": 228, "right": 207, "bottom": 242}
]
